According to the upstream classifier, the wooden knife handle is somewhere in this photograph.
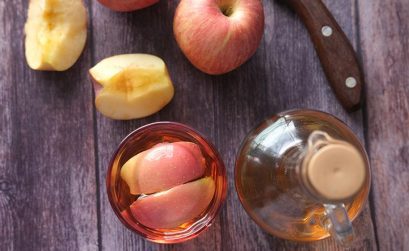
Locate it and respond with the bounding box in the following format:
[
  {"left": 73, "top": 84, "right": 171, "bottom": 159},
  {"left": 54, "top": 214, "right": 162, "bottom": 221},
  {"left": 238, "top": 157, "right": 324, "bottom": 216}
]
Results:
[{"left": 286, "top": 0, "right": 364, "bottom": 111}]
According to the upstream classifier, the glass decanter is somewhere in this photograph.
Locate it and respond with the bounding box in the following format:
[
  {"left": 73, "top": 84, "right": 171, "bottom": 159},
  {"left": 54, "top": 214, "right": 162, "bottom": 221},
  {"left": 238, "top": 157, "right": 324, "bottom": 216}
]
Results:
[{"left": 235, "top": 109, "right": 370, "bottom": 245}]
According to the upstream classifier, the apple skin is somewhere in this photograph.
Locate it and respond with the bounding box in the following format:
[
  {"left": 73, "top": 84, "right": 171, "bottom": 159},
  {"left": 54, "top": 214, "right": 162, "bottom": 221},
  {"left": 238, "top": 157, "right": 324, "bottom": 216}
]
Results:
[
  {"left": 173, "top": 0, "right": 265, "bottom": 75},
  {"left": 97, "top": 0, "right": 159, "bottom": 12},
  {"left": 129, "top": 177, "right": 215, "bottom": 229},
  {"left": 120, "top": 142, "right": 206, "bottom": 195}
]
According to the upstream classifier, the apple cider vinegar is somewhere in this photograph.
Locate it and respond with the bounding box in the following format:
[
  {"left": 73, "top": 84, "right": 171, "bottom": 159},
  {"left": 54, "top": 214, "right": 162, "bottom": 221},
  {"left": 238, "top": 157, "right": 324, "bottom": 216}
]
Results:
[
  {"left": 235, "top": 110, "right": 371, "bottom": 243},
  {"left": 106, "top": 122, "right": 227, "bottom": 243}
]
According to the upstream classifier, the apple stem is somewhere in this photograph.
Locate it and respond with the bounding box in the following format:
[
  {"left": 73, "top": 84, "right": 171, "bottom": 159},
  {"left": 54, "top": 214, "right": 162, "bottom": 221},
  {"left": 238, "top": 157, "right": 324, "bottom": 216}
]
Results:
[{"left": 220, "top": 6, "right": 234, "bottom": 17}]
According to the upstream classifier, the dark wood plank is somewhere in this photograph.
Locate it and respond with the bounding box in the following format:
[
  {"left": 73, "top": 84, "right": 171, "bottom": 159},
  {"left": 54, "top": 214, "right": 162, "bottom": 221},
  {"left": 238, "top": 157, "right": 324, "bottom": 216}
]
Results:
[
  {"left": 358, "top": 0, "right": 409, "bottom": 250},
  {"left": 92, "top": 0, "right": 377, "bottom": 250},
  {"left": 0, "top": 1, "right": 98, "bottom": 250}
]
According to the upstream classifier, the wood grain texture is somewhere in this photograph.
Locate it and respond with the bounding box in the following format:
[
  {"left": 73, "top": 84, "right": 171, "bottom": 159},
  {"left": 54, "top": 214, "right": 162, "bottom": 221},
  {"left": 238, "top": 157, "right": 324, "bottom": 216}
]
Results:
[
  {"left": 92, "top": 0, "right": 376, "bottom": 250},
  {"left": 0, "top": 1, "right": 98, "bottom": 250},
  {"left": 358, "top": 0, "right": 409, "bottom": 250}
]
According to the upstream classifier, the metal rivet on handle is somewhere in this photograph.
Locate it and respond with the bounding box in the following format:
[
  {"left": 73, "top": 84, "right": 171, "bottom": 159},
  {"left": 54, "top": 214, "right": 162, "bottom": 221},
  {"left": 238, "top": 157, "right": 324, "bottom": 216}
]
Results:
[
  {"left": 321, "top": 26, "right": 333, "bottom": 37},
  {"left": 345, "top": 77, "right": 357, "bottom": 88}
]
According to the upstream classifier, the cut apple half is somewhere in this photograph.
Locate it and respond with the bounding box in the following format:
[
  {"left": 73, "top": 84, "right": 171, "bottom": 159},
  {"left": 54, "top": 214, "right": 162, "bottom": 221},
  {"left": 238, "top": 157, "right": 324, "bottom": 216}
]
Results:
[
  {"left": 89, "top": 54, "right": 174, "bottom": 120},
  {"left": 24, "top": 0, "right": 88, "bottom": 71},
  {"left": 129, "top": 177, "right": 215, "bottom": 229},
  {"left": 120, "top": 142, "right": 206, "bottom": 195}
]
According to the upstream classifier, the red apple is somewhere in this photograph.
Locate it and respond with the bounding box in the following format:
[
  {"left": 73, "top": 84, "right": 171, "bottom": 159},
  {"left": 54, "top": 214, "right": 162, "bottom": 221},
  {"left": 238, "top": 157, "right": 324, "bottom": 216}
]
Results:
[
  {"left": 129, "top": 177, "right": 215, "bottom": 229},
  {"left": 120, "top": 142, "right": 206, "bottom": 195},
  {"left": 173, "top": 0, "right": 265, "bottom": 75},
  {"left": 97, "top": 0, "right": 159, "bottom": 12}
]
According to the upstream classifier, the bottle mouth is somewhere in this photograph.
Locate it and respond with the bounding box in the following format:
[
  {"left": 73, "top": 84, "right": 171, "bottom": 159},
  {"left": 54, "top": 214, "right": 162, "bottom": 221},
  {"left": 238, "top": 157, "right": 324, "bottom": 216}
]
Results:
[{"left": 300, "top": 131, "right": 367, "bottom": 203}]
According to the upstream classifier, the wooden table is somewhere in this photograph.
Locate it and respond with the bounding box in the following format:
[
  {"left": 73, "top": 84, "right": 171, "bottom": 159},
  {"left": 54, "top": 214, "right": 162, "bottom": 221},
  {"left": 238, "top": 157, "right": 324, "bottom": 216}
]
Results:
[{"left": 1, "top": 0, "right": 408, "bottom": 250}]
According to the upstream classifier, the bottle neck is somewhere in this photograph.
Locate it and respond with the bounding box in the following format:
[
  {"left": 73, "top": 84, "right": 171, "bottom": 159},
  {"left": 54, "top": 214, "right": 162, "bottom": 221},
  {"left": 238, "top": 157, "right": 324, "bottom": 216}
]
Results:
[
  {"left": 291, "top": 131, "right": 366, "bottom": 204},
  {"left": 279, "top": 130, "right": 366, "bottom": 246}
]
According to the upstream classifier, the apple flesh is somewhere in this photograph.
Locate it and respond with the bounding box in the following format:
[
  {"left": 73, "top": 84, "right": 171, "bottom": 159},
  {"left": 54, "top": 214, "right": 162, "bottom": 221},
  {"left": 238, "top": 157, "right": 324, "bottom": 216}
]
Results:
[
  {"left": 129, "top": 177, "right": 215, "bottom": 229},
  {"left": 97, "top": 0, "right": 159, "bottom": 12},
  {"left": 24, "top": 0, "right": 87, "bottom": 71},
  {"left": 120, "top": 142, "right": 206, "bottom": 195},
  {"left": 89, "top": 54, "right": 174, "bottom": 120},
  {"left": 173, "top": 0, "right": 265, "bottom": 75}
]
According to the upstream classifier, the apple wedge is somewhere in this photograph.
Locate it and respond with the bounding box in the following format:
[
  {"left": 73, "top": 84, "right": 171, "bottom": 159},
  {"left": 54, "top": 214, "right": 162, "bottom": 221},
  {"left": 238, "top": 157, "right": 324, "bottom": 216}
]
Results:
[
  {"left": 97, "top": 0, "right": 159, "bottom": 12},
  {"left": 120, "top": 142, "right": 206, "bottom": 195},
  {"left": 24, "top": 0, "right": 87, "bottom": 71},
  {"left": 173, "top": 0, "right": 264, "bottom": 75},
  {"left": 130, "top": 177, "right": 215, "bottom": 229},
  {"left": 89, "top": 54, "right": 174, "bottom": 120}
]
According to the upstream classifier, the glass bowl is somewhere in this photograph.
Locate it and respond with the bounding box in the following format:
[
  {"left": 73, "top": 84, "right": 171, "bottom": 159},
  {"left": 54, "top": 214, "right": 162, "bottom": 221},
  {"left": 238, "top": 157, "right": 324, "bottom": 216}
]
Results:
[{"left": 106, "top": 122, "right": 227, "bottom": 244}]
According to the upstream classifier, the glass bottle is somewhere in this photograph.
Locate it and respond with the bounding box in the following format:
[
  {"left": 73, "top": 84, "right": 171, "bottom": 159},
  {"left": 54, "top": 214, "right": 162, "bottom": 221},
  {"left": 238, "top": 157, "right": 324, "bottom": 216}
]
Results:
[{"left": 235, "top": 109, "right": 370, "bottom": 245}]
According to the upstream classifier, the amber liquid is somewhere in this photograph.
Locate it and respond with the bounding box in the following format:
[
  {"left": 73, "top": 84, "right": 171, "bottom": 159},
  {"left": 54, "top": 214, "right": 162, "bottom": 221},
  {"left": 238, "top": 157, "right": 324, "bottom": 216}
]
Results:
[
  {"left": 235, "top": 110, "right": 370, "bottom": 241},
  {"left": 107, "top": 123, "right": 226, "bottom": 243}
]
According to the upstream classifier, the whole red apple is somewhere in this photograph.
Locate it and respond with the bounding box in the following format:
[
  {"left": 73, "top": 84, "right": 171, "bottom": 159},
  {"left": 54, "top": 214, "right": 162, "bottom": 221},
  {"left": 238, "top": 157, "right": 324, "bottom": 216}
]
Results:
[
  {"left": 173, "top": 0, "right": 265, "bottom": 75},
  {"left": 97, "top": 0, "right": 159, "bottom": 12}
]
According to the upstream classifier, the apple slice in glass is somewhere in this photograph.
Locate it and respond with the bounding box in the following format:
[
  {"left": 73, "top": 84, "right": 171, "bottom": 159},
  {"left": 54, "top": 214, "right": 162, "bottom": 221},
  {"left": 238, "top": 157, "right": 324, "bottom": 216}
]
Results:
[
  {"left": 129, "top": 177, "right": 215, "bottom": 229},
  {"left": 120, "top": 142, "right": 206, "bottom": 195}
]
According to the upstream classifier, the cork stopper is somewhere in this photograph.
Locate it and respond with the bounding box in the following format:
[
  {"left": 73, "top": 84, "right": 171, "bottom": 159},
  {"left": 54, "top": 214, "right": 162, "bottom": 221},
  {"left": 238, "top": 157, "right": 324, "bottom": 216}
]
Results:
[{"left": 305, "top": 143, "right": 366, "bottom": 202}]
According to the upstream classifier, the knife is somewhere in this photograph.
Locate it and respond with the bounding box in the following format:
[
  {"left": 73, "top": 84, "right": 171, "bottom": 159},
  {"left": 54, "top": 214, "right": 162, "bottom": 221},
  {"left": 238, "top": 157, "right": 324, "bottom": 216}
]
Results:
[{"left": 284, "top": 0, "right": 364, "bottom": 112}]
